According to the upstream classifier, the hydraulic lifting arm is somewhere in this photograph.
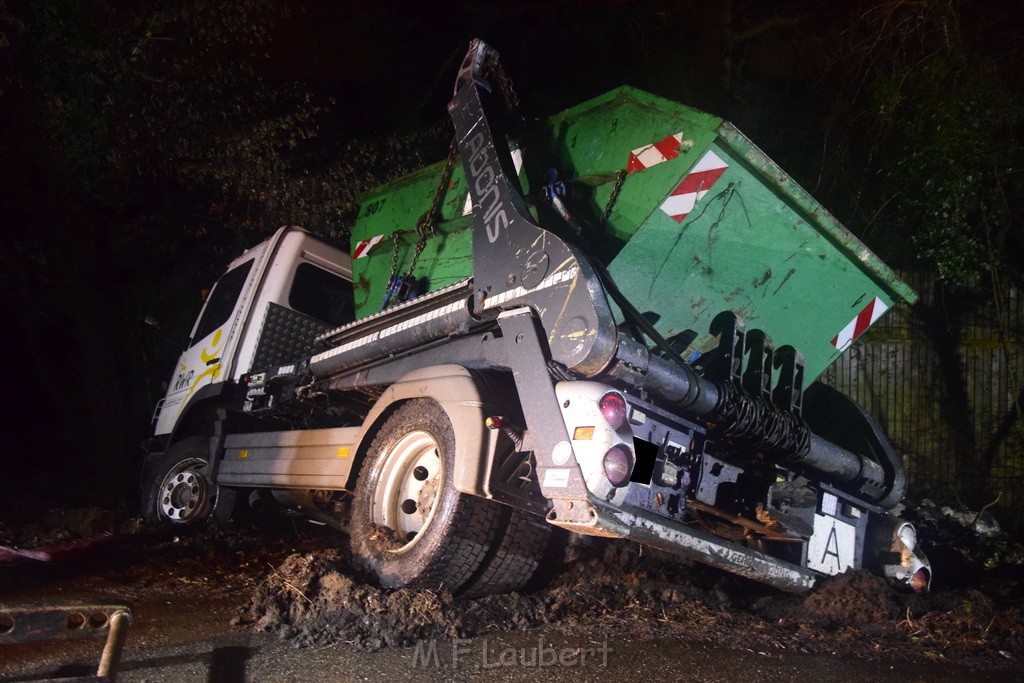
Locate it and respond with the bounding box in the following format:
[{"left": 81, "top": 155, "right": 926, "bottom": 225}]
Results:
[
  {"left": 449, "top": 40, "right": 619, "bottom": 377},
  {"left": 448, "top": 39, "right": 902, "bottom": 508}
]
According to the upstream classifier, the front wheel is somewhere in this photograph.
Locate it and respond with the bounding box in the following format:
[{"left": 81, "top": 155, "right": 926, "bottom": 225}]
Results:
[
  {"left": 349, "top": 399, "right": 503, "bottom": 592},
  {"left": 141, "top": 436, "right": 231, "bottom": 524}
]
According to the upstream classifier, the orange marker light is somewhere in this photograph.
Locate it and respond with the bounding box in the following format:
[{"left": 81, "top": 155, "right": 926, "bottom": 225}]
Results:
[{"left": 573, "top": 426, "right": 595, "bottom": 440}]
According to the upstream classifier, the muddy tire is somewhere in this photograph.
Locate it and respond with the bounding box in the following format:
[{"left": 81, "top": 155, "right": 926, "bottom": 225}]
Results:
[
  {"left": 462, "top": 509, "right": 550, "bottom": 598},
  {"left": 141, "top": 436, "right": 233, "bottom": 524},
  {"left": 349, "top": 400, "right": 502, "bottom": 592}
]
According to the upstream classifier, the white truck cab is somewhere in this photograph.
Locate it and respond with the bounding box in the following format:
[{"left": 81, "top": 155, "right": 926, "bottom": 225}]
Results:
[{"left": 153, "top": 226, "right": 353, "bottom": 436}]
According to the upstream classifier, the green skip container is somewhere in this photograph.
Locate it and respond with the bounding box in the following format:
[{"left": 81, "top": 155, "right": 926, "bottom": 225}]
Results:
[{"left": 349, "top": 86, "right": 916, "bottom": 382}]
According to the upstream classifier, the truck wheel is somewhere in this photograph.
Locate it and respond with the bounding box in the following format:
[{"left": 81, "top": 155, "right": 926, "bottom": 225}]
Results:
[
  {"left": 349, "top": 399, "right": 502, "bottom": 592},
  {"left": 462, "top": 509, "right": 550, "bottom": 598},
  {"left": 141, "top": 436, "right": 230, "bottom": 524}
]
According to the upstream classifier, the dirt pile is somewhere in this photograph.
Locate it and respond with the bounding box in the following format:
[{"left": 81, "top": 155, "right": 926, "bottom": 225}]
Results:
[
  {"left": 3, "top": 506, "right": 1018, "bottom": 670},
  {"left": 801, "top": 571, "right": 902, "bottom": 625},
  {"left": 243, "top": 536, "right": 1024, "bottom": 667},
  {"left": 241, "top": 550, "right": 536, "bottom": 649},
  {"left": 240, "top": 542, "right": 662, "bottom": 650}
]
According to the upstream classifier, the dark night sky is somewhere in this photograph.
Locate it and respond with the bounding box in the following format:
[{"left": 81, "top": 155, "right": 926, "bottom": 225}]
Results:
[{"left": 254, "top": 1, "right": 786, "bottom": 137}]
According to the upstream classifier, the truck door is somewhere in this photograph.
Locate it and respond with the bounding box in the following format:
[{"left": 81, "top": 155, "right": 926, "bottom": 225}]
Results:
[
  {"left": 153, "top": 228, "right": 353, "bottom": 437},
  {"left": 154, "top": 257, "right": 256, "bottom": 435}
]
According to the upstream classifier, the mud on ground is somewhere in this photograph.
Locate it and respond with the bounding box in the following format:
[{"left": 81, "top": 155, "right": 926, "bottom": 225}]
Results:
[
  {"left": 242, "top": 534, "right": 1023, "bottom": 671},
  {"left": 2, "top": 504, "right": 1021, "bottom": 675}
]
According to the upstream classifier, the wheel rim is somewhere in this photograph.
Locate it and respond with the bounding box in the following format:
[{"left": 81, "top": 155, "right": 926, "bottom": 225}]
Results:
[
  {"left": 371, "top": 430, "right": 443, "bottom": 552},
  {"left": 158, "top": 458, "right": 214, "bottom": 522}
]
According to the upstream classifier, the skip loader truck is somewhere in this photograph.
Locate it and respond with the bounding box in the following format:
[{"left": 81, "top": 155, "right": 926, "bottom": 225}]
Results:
[{"left": 143, "top": 40, "right": 931, "bottom": 595}]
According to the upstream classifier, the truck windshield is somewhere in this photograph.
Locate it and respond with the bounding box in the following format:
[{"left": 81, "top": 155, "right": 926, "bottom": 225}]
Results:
[{"left": 191, "top": 260, "right": 254, "bottom": 345}]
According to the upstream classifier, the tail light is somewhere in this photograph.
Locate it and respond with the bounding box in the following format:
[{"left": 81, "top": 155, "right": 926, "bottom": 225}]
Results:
[
  {"left": 911, "top": 567, "right": 930, "bottom": 592},
  {"left": 598, "top": 392, "right": 628, "bottom": 430},
  {"left": 603, "top": 445, "right": 633, "bottom": 487}
]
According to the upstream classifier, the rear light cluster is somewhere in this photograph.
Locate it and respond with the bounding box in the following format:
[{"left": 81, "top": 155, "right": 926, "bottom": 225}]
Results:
[{"left": 599, "top": 392, "right": 633, "bottom": 487}]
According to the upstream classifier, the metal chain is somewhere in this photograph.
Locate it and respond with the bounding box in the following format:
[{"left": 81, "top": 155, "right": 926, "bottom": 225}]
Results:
[
  {"left": 387, "top": 51, "right": 518, "bottom": 286},
  {"left": 389, "top": 231, "right": 401, "bottom": 281},
  {"left": 496, "top": 71, "right": 522, "bottom": 124},
  {"left": 406, "top": 236, "right": 427, "bottom": 276},
  {"left": 406, "top": 139, "right": 459, "bottom": 277},
  {"left": 416, "top": 140, "right": 458, "bottom": 241},
  {"left": 383, "top": 139, "right": 460, "bottom": 288},
  {"left": 600, "top": 170, "right": 627, "bottom": 224},
  {"left": 482, "top": 51, "right": 524, "bottom": 127}
]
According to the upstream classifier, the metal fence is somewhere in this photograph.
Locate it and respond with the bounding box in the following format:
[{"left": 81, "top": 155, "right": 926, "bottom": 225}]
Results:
[{"left": 821, "top": 273, "right": 1024, "bottom": 526}]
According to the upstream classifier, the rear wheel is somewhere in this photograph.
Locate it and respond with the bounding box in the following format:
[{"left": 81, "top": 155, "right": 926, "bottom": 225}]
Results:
[
  {"left": 463, "top": 508, "right": 551, "bottom": 597},
  {"left": 349, "top": 400, "right": 503, "bottom": 592}
]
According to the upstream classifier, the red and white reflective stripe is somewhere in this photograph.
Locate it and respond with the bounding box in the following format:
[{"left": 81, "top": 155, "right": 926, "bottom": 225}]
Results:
[
  {"left": 658, "top": 150, "right": 729, "bottom": 223},
  {"left": 626, "top": 132, "right": 687, "bottom": 174},
  {"left": 352, "top": 234, "right": 384, "bottom": 259},
  {"left": 831, "top": 297, "right": 889, "bottom": 351}
]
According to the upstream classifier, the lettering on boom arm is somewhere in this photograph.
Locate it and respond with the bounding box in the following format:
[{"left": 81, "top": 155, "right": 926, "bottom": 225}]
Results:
[{"left": 465, "top": 131, "right": 509, "bottom": 244}]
